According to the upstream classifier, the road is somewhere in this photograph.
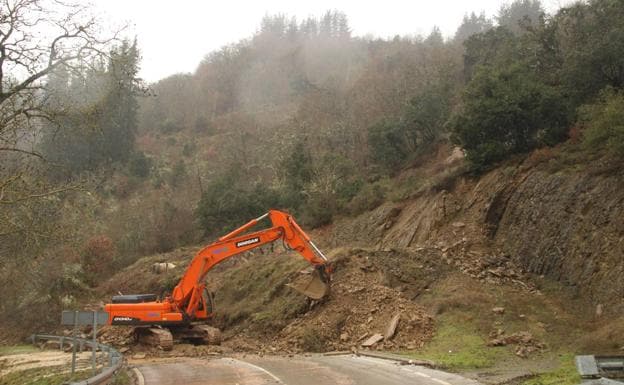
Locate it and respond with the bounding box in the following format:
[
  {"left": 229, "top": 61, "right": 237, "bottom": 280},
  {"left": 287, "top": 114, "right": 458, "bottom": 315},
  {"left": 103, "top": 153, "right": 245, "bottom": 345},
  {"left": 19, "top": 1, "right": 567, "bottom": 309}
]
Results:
[{"left": 136, "top": 354, "right": 482, "bottom": 385}]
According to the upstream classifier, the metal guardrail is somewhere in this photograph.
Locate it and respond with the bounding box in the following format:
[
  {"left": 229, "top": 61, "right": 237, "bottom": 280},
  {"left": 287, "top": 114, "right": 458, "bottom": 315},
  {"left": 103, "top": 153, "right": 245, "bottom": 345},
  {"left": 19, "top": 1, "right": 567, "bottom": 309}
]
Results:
[
  {"left": 30, "top": 334, "right": 124, "bottom": 385},
  {"left": 576, "top": 355, "right": 624, "bottom": 384}
]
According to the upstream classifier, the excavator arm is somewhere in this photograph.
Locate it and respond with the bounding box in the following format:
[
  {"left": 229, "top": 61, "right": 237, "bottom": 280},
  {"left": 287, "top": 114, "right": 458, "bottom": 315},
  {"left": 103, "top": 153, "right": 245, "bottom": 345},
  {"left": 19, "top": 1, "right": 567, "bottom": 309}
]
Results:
[{"left": 169, "top": 209, "right": 331, "bottom": 319}]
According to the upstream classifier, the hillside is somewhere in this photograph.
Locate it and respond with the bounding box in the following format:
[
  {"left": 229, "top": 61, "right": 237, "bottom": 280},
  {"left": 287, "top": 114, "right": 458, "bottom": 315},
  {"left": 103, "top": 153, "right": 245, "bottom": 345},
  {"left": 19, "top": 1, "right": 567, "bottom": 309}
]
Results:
[
  {"left": 87, "top": 144, "right": 622, "bottom": 384},
  {"left": 1, "top": 1, "right": 624, "bottom": 384}
]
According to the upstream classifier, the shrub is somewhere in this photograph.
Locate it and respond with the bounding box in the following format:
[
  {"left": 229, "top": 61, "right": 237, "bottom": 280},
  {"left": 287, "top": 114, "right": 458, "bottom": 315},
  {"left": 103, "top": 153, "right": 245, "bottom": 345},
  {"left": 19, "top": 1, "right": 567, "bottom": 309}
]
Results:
[
  {"left": 128, "top": 151, "right": 152, "bottom": 178},
  {"left": 300, "top": 327, "right": 327, "bottom": 352},
  {"left": 196, "top": 168, "right": 282, "bottom": 236},
  {"left": 367, "top": 120, "right": 410, "bottom": 171},
  {"left": 81, "top": 235, "right": 116, "bottom": 284},
  {"left": 347, "top": 181, "right": 387, "bottom": 215},
  {"left": 580, "top": 88, "right": 624, "bottom": 158},
  {"left": 159, "top": 118, "right": 183, "bottom": 133}
]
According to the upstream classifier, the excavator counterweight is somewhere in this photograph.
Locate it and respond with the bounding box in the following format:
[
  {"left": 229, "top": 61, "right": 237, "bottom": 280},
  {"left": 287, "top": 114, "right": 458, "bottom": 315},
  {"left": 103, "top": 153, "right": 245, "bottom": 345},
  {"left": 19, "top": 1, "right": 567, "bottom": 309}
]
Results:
[{"left": 104, "top": 209, "right": 331, "bottom": 350}]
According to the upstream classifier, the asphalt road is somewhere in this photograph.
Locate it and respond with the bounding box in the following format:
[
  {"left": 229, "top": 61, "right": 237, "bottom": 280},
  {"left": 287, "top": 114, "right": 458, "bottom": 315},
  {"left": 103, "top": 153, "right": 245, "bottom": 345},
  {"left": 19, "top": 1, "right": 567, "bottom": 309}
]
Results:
[{"left": 136, "top": 354, "right": 482, "bottom": 385}]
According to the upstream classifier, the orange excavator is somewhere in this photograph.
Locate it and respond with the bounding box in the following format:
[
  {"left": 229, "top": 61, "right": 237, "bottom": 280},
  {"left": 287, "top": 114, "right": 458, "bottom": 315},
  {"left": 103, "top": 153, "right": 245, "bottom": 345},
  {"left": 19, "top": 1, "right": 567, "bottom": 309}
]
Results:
[{"left": 103, "top": 209, "right": 332, "bottom": 350}]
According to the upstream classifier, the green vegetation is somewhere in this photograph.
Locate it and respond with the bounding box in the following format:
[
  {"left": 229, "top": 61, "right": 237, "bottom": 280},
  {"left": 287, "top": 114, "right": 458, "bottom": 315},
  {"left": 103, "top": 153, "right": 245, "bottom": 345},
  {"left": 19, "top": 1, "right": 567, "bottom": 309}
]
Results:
[
  {"left": 451, "top": 64, "right": 568, "bottom": 171},
  {"left": 0, "top": 367, "right": 91, "bottom": 385},
  {"left": 41, "top": 40, "right": 141, "bottom": 175},
  {"left": 521, "top": 354, "right": 581, "bottom": 385},
  {"left": 404, "top": 316, "right": 510, "bottom": 370},
  {"left": 2, "top": 0, "right": 624, "bottom": 340},
  {"left": 215, "top": 253, "right": 309, "bottom": 331},
  {"left": 111, "top": 368, "right": 133, "bottom": 385},
  {"left": 580, "top": 89, "right": 624, "bottom": 158},
  {"left": 0, "top": 345, "right": 37, "bottom": 356}
]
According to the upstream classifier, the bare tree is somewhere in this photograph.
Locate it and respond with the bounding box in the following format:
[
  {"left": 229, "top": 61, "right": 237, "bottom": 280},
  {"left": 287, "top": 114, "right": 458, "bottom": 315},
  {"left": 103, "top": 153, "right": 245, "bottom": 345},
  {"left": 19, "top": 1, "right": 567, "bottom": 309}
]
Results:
[{"left": 0, "top": 0, "right": 121, "bottom": 242}]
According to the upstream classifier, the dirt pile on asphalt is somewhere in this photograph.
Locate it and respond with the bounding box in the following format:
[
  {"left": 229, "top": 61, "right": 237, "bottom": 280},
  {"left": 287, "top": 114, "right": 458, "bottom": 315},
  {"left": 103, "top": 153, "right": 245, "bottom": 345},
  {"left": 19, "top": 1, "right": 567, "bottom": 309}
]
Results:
[{"left": 271, "top": 251, "right": 436, "bottom": 352}]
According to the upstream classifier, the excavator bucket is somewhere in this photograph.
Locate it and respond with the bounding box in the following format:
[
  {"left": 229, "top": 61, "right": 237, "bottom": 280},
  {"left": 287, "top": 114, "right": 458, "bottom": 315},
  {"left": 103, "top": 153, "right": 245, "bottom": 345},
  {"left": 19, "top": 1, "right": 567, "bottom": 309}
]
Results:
[{"left": 287, "top": 268, "right": 330, "bottom": 300}]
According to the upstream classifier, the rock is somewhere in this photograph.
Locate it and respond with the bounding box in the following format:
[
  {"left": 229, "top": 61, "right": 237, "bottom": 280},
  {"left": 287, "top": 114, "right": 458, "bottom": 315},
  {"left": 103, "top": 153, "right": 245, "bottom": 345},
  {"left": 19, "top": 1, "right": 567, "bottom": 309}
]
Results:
[
  {"left": 384, "top": 313, "right": 401, "bottom": 340},
  {"left": 492, "top": 307, "right": 505, "bottom": 315},
  {"left": 152, "top": 262, "right": 176, "bottom": 274},
  {"left": 43, "top": 340, "right": 61, "bottom": 350},
  {"left": 488, "top": 338, "right": 506, "bottom": 347},
  {"left": 361, "top": 333, "right": 384, "bottom": 347},
  {"left": 515, "top": 346, "right": 529, "bottom": 358}
]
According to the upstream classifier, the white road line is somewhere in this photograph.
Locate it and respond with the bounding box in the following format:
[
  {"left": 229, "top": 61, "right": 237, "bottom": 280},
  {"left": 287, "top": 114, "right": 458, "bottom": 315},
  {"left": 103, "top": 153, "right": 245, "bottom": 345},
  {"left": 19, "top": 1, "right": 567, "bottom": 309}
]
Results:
[
  {"left": 353, "top": 355, "right": 458, "bottom": 385},
  {"left": 228, "top": 358, "right": 285, "bottom": 384},
  {"left": 132, "top": 367, "right": 146, "bottom": 385}
]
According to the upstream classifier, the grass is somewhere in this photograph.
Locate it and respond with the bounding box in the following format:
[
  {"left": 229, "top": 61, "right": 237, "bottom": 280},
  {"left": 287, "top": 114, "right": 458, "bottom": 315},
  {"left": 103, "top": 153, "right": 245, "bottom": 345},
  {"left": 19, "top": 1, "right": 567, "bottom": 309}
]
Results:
[
  {"left": 111, "top": 368, "right": 133, "bottom": 385},
  {"left": 521, "top": 354, "right": 581, "bottom": 385},
  {"left": 215, "top": 252, "right": 309, "bottom": 332},
  {"left": 0, "top": 345, "right": 37, "bottom": 356},
  {"left": 0, "top": 366, "right": 92, "bottom": 385},
  {"left": 401, "top": 315, "right": 511, "bottom": 370}
]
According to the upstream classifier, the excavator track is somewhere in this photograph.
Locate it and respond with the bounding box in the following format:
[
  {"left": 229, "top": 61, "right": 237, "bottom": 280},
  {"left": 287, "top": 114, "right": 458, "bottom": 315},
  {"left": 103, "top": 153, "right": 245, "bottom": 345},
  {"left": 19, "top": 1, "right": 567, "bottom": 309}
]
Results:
[
  {"left": 170, "top": 324, "right": 222, "bottom": 345},
  {"left": 135, "top": 327, "right": 174, "bottom": 351}
]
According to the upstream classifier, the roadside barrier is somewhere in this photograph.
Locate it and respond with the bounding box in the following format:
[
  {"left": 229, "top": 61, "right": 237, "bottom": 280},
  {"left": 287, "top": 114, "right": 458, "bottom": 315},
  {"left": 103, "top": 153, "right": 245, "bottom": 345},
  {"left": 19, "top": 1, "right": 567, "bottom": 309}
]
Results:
[{"left": 30, "top": 334, "right": 124, "bottom": 385}]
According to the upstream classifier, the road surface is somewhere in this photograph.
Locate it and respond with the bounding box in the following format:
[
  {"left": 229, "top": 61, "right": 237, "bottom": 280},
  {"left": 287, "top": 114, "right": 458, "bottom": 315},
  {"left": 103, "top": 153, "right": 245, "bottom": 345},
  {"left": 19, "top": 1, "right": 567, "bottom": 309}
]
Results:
[{"left": 136, "top": 354, "right": 482, "bottom": 385}]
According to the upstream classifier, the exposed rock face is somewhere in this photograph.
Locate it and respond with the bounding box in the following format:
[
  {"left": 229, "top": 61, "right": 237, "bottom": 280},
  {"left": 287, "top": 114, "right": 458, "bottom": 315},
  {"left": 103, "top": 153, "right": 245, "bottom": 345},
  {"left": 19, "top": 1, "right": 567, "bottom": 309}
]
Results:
[
  {"left": 494, "top": 170, "right": 624, "bottom": 313},
  {"left": 328, "top": 163, "right": 624, "bottom": 315}
]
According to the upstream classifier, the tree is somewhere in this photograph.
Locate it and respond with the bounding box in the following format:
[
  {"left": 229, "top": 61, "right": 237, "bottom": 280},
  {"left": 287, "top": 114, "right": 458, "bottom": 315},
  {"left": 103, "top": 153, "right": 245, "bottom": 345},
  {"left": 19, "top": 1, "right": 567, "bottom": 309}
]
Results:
[
  {"left": 99, "top": 40, "right": 140, "bottom": 164},
  {"left": 451, "top": 64, "right": 568, "bottom": 171},
  {"left": 0, "top": 0, "right": 119, "bottom": 159},
  {"left": 195, "top": 165, "right": 280, "bottom": 236},
  {"left": 1, "top": 0, "right": 121, "bottom": 239},
  {"left": 0, "top": 0, "right": 123, "bottom": 336},
  {"left": 555, "top": 0, "right": 624, "bottom": 105},
  {"left": 41, "top": 40, "right": 141, "bottom": 174},
  {"left": 367, "top": 120, "right": 410, "bottom": 171},
  {"left": 497, "top": 0, "right": 544, "bottom": 35},
  {"left": 454, "top": 12, "right": 493, "bottom": 43},
  {"left": 403, "top": 83, "right": 452, "bottom": 147}
]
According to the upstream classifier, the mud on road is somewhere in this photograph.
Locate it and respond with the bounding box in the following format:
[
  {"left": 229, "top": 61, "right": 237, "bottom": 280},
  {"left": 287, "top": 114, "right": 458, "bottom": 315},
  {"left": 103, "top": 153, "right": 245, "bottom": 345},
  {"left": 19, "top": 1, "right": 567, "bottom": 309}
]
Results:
[{"left": 135, "top": 354, "right": 482, "bottom": 385}]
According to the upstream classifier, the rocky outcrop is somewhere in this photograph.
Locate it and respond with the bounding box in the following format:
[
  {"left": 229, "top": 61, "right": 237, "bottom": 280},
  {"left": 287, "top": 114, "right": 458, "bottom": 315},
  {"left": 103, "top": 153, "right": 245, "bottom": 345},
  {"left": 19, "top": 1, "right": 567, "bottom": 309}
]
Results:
[
  {"left": 328, "top": 162, "right": 624, "bottom": 315},
  {"left": 494, "top": 170, "right": 624, "bottom": 313}
]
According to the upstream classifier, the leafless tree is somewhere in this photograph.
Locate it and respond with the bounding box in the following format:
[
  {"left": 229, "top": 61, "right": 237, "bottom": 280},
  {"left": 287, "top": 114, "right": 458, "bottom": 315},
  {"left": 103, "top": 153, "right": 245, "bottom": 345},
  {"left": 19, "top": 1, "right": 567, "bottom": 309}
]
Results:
[{"left": 0, "top": 0, "right": 122, "bottom": 243}]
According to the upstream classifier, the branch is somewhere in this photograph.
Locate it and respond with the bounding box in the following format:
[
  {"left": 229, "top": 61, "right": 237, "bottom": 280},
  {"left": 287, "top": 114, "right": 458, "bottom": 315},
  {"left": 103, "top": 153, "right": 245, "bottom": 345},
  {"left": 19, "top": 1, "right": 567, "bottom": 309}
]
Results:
[
  {"left": 0, "top": 183, "right": 79, "bottom": 205},
  {"left": 0, "top": 146, "right": 45, "bottom": 160}
]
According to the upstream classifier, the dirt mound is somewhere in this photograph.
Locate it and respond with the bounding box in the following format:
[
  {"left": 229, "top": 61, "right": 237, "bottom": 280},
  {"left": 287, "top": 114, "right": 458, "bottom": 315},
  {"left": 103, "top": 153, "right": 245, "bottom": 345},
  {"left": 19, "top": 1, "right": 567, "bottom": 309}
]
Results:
[{"left": 271, "top": 251, "right": 436, "bottom": 352}]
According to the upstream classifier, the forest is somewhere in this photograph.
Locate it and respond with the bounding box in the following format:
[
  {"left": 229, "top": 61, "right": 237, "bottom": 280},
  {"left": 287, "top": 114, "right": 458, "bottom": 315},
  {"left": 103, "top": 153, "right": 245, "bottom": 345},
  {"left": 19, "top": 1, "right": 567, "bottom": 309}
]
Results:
[{"left": 1, "top": 0, "right": 623, "bottom": 337}]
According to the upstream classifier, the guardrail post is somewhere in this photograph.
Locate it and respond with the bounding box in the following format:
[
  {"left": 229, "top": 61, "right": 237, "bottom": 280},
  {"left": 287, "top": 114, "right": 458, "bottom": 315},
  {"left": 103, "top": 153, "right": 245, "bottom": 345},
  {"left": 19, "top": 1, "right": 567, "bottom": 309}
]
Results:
[
  {"left": 71, "top": 310, "right": 78, "bottom": 375},
  {"left": 91, "top": 311, "right": 97, "bottom": 375}
]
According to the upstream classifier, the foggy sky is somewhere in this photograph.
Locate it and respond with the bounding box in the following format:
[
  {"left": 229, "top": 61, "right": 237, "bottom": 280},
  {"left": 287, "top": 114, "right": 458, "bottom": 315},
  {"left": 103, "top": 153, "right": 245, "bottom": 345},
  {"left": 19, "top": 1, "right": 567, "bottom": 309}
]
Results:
[{"left": 91, "top": 0, "right": 574, "bottom": 83}]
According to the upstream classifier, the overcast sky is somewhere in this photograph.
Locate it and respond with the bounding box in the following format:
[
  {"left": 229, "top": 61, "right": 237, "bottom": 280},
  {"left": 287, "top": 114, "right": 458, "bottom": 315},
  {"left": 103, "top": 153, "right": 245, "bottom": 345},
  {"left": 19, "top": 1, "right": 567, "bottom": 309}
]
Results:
[{"left": 91, "top": 0, "right": 574, "bottom": 83}]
